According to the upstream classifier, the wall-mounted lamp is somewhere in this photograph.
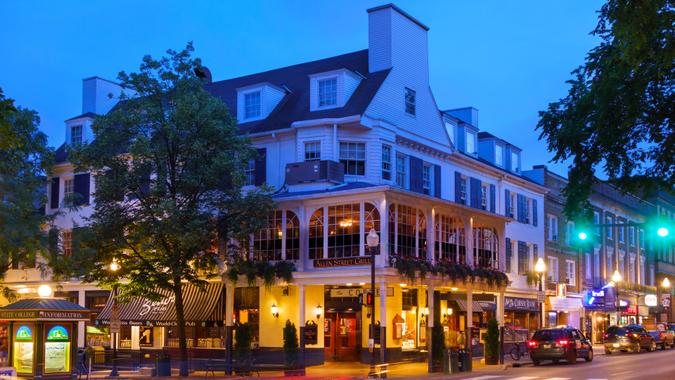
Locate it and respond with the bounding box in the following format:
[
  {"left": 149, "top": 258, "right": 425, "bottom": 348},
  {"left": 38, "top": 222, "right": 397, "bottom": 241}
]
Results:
[
  {"left": 443, "top": 307, "right": 453, "bottom": 317},
  {"left": 314, "top": 304, "right": 323, "bottom": 320},
  {"left": 271, "top": 303, "right": 279, "bottom": 318},
  {"left": 421, "top": 307, "right": 429, "bottom": 316}
]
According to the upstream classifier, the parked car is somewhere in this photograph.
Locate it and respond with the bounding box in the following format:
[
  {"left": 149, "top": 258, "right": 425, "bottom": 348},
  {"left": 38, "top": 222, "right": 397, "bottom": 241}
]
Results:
[
  {"left": 647, "top": 323, "right": 675, "bottom": 350},
  {"left": 604, "top": 324, "right": 656, "bottom": 354},
  {"left": 527, "top": 327, "right": 593, "bottom": 366}
]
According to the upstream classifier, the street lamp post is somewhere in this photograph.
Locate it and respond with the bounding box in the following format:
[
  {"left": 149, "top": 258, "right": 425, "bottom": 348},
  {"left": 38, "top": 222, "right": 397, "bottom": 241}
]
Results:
[
  {"left": 535, "top": 258, "right": 546, "bottom": 328},
  {"left": 109, "top": 259, "right": 121, "bottom": 377},
  {"left": 366, "top": 229, "right": 380, "bottom": 378},
  {"left": 662, "top": 277, "right": 671, "bottom": 324},
  {"left": 612, "top": 270, "right": 623, "bottom": 325}
]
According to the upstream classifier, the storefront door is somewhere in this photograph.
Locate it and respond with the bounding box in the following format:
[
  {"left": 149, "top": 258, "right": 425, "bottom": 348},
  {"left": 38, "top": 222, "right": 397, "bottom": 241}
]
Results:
[{"left": 324, "top": 312, "right": 358, "bottom": 361}]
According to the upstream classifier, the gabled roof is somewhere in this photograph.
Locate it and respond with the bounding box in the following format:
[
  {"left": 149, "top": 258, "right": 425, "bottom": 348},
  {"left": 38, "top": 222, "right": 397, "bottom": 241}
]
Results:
[
  {"left": 66, "top": 112, "right": 97, "bottom": 122},
  {"left": 205, "top": 49, "right": 391, "bottom": 135}
]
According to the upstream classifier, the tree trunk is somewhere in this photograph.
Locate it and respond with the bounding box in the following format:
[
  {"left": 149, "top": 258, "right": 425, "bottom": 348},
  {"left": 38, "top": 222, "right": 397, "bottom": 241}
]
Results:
[{"left": 173, "top": 280, "right": 189, "bottom": 376}]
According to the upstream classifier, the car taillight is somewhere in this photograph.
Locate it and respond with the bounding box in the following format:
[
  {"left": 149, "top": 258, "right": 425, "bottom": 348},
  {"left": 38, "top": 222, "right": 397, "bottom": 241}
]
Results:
[
  {"left": 603, "top": 333, "right": 608, "bottom": 339},
  {"left": 527, "top": 340, "right": 538, "bottom": 348},
  {"left": 557, "top": 339, "right": 569, "bottom": 347}
]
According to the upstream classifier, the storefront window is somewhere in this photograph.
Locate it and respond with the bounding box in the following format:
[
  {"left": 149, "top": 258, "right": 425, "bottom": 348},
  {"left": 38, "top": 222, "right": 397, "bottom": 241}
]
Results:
[
  {"left": 400, "top": 288, "right": 419, "bottom": 350},
  {"left": 309, "top": 208, "right": 324, "bottom": 260},
  {"left": 234, "top": 287, "right": 260, "bottom": 347},
  {"left": 434, "top": 214, "right": 465, "bottom": 264},
  {"left": 119, "top": 325, "right": 132, "bottom": 349},
  {"left": 389, "top": 204, "right": 426, "bottom": 258}
]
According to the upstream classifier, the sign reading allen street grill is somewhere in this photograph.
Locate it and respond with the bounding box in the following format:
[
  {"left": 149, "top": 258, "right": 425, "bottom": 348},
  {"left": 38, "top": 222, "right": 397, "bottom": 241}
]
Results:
[{"left": 313, "top": 256, "right": 372, "bottom": 268}]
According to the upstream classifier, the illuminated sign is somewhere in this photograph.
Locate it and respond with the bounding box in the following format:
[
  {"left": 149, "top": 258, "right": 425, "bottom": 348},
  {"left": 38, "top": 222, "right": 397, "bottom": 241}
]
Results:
[
  {"left": 46, "top": 326, "right": 69, "bottom": 341},
  {"left": 619, "top": 299, "right": 629, "bottom": 307},
  {"left": 645, "top": 294, "right": 657, "bottom": 307},
  {"left": 591, "top": 290, "right": 605, "bottom": 297},
  {"left": 15, "top": 326, "right": 33, "bottom": 341}
]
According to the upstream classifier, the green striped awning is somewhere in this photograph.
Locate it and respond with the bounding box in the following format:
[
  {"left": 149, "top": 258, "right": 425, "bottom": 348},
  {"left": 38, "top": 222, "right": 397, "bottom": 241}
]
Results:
[{"left": 97, "top": 282, "right": 224, "bottom": 326}]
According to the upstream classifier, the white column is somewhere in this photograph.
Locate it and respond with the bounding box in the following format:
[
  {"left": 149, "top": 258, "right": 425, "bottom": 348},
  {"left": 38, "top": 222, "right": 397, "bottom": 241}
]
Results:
[
  {"left": 131, "top": 326, "right": 140, "bottom": 350},
  {"left": 497, "top": 224, "right": 506, "bottom": 272},
  {"left": 379, "top": 282, "right": 387, "bottom": 327},
  {"left": 299, "top": 285, "right": 306, "bottom": 328},
  {"left": 323, "top": 206, "right": 329, "bottom": 259},
  {"left": 78, "top": 290, "right": 86, "bottom": 348},
  {"left": 298, "top": 206, "right": 307, "bottom": 271},
  {"left": 427, "top": 208, "right": 435, "bottom": 263},
  {"left": 281, "top": 210, "right": 287, "bottom": 260},
  {"left": 359, "top": 202, "right": 366, "bottom": 256},
  {"left": 427, "top": 285, "right": 435, "bottom": 328},
  {"left": 379, "top": 196, "right": 389, "bottom": 267},
  {"left": 466, "top": 289, "right": 473, "bottom": 360},
  {"left": 465, "top": 219, "right": 474, "bottom": 267},
  {"left": 497, "top": 292, "right": 505, "bottom": 327}
]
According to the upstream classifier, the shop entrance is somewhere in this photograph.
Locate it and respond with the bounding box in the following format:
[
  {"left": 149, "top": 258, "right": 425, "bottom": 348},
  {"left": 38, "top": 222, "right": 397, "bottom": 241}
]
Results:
[{"left": 324, "top": 312, "right": 358, "bottom": 361}]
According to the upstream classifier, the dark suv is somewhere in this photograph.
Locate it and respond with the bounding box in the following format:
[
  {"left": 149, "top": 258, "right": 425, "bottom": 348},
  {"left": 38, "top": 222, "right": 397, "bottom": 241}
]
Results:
[
  {"left": 604, "top": 324, "right": 656, "bottom": 354},
  {"left": 528, "top": 327, "right": 593, "bottom": 365}
]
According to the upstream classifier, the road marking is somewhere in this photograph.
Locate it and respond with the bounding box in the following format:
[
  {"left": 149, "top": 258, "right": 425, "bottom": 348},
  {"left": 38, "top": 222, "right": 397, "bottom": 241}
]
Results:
[
  {"left": 460, "top": 376, "right": 504, "bottom": 379},
  {"left": 545, "top": 378, "right": 571, "bottom": 380},
  {"left": 508, "top": 377, "right": 538, "bottom": 380},
  {"left": 611, "top": 371, "right": 634, "bottom": 376}
]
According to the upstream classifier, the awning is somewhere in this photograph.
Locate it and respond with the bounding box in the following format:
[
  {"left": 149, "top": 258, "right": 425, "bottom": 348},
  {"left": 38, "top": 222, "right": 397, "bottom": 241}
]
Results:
[
  {"left": 97, "top": 283, "right": 224, "bottom": 326},
  {"left": 548, "top": 297, "right": 583, "bottom": 312},
  {"left": 454, "top": 300, "right": 484, "bottom": 313}
]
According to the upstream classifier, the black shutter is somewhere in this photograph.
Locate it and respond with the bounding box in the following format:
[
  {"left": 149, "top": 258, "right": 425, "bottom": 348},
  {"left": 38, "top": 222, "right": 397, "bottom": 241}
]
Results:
[
  {"left": 505, "top": 237, "right": 511, "bottom": 272},
  {"left": 532, "top": 198, "right": 538, "bottom": 226},
  {"left": 470, "top": 177, "right": 481, "bottom": 209},
  {"left": 409, "top": 156, "right": 423, "bottom": 193},
  {"left": 533, "top": 243, "right": 538, "bottom": 259},
  {"left": 489, "top": 184, "right": 496, "bottom": 213},
  {"left": 517, "top": 194, "right": 525, "bottom": 222},
  {"left": 505, "top": 189, "right": 511, "bottom": 217},
  {"left": 50, "top": 177, "right": 60, "bottom": 209},
  {"left": 254, "top": 148, "right": 267, "bottom": 186},
  {"left": 73, "top": 173, "right": 90, "bottom": 206},
  {"left": 434, "top": 165, "right": 441, "bottom": 198},
  {"left": 455, "top": 172, "right": 463, "bottom": 203}
]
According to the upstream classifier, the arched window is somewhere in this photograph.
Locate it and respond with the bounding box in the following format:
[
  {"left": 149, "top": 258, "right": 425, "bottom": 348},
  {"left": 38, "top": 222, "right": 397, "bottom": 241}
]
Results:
[
  {"left": 389, "top": 204, "right": 426, "bottom": 258},
  {"left": 328, "top": 204, "right": 361, "bottom": 258},
  {"left": 253, "top": 210, "right": 283, "bottom": 261},
  {"left": 434, "top": 214, "right": 465, "bottom": 264},
  {"left": 364, "top": 203, "right": 381, "bottom": 254},
  {"left": 286, "top": 211, "right": 300, "bottom": 260},
  {"left": 309, "top": 208, "right": 324, "bottom": 260},
  {"left": 473, "top": 227, "right": 498, "bottom": 269}
]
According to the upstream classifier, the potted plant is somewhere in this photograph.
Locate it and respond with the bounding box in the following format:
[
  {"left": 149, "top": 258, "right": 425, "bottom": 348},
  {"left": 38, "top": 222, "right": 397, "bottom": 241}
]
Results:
[
  {"left": 234, "top": 323, "right": 254, "bottom": 375},
  {"left": 283, "top": 320, "right": 303, "bottom": 376},
  {"left": 484, "top": 318, "right": 499, "bottom": 365}
]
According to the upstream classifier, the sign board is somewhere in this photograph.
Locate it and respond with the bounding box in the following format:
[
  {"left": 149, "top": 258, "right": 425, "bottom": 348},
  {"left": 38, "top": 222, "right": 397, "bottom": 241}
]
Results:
[
  {"left": 0, "top": 367, "right": 17, "bottom": 380},
  {"left": 662, "top": 293, "right": 671, "bottom": 308},
  {"left": 504, "top": 297, "right": 539, "bottom": 311},
  {"left": 139, "top": 327, "right": 153, "bottom": 347},
  {"left": 537, "top": 292, "right": 545, "bottom": 303},
  {"left": 110, "top": 303, "right": 121, "bottom": 333},
  {"left": 645, "top": 294, "right": 658, "bottom": 307},
  {"left": 329, "top": 287, "right": 394, "bottom": 298},
  {"left": 313, "top": 257, "right": 371, "bottom": 268},
  {"left": 304, "top": 321, "right": 318, "bottom": 345}
]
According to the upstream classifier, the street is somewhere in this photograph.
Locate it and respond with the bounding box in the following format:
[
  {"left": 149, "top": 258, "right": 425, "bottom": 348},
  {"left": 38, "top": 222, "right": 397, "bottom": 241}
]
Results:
[{"left": 452, "top": 349, "right": 675, "bottom": 380}]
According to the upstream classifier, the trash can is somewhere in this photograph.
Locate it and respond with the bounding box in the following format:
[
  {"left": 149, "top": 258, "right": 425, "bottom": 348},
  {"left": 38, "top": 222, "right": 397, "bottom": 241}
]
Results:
[
  {"left": 449, "top": 349, "right": 459, "bottom": 373},
  {"left": 458, "top": 350, "right": 471, "bottom": 372},
  {"left": 156, "top": 354, "right": 171, "bottom": 376}
]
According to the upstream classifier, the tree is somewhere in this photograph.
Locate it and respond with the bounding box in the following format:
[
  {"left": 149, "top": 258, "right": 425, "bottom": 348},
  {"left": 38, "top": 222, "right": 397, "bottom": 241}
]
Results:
[
  {"left": 68, "top": 44, "right": 274, "bottom": 376},
  {"left": 537, "top": 0, "right": 673, "bottom": 219},
  {"left": 0, "top": 88, "right": 53, "bottom": 300}
]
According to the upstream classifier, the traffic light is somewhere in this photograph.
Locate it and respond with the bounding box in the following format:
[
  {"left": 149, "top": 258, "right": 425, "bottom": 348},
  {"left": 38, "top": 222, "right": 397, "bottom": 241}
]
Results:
[
  {"left": 366, "top": 291, "right": 374, "bottom": 306},
  {"left": 578, "top": 231, "right": 588, "bottom": 241},
  {"left": 657, "top": 226, "right": 669, "bottom": 238}
]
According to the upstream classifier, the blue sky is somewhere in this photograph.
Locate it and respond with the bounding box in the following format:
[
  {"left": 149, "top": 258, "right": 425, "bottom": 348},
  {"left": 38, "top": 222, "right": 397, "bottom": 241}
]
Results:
[{"left": 0, "top": 0, "right": 603, "bottom": 176}]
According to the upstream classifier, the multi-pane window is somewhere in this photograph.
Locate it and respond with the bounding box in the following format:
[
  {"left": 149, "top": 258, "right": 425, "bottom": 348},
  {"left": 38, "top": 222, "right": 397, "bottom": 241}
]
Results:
[
  {"left": 606, "top": 215, "right": 614, "bottom": 239},
  {"left": 434, "top": 214, "right": 465, "bottom": 264},
  {"left": 339, "top": 142, "right": 366, "bottom": 176},
  {"left": 62, "top": 230, "right": 72, "bottom": 257},
  {"left": 459, "top": 177, "right": 467, "bottom": 204},
  {"left": 547, "top": 215, "right": 558, "bottom": 241},
  {"left": 285, "top": 211, "right": 300, "bottom": 260},
  {"left": 565, "top": 221, "right": 575, "bottom": 245},
  {"left": 548, "top": 256, "right": 559, "bottom": 282},
  {"left": 244, "top": 159, "right": 255, "bottom": 186},
  {"left": 381, "top": 144, "right": 392, "bottom": 180},
  {"left": 396, "top": 153, "right": 407, "bottom": 188},
  {"left": 364, "top": 203, "right": 381, "bottom": 254},
  {"left": 422, "top": 164, "right": 432, "bottom": 195},
  {"left": 618, "top": 222, "right": 625, "bottom": 243},
  {"left": 63, "top": 179, "right": 74, "bottom": 206},
  {"left": 253, "top": 211, "right": 283, "bottom": 261},
  {"left": 327, "top": 204, "right": 361, "bottom": 258},
  {"left": 466, "top": 131, "right": 475, "bottom": 154},
  {"left": 495, "top": 145, "right": 503, "bottom": 167},
  {"left": 629, "top": 226, "right": 636, "bottom": 246},
  {"left": 304, "top": 142, "right": 321, "bottom": 161},
  {"left": 244, "top": 91, "right": 261, "bottom": 119},
  {"left": 318, "top": 77, "right": 337, "bottom": 107},
  {"left": 309, "top": 208, "right": 324, "bottom": 260},
  {"left": 474, "top": 227, "right": 498, "bottom": 269},
  {"left": 566, "top": 260, "right": 576, "bottom": 285},
  {"left": 70, "top": 125, "right": 83, "bottom": 146},
  {"left": 404, "top": 87, "right": 416, "bottom": 116},
  {"left": 517, "top": 242, "right": 529, "bottom": 275},
  {"left": 594, "top": 211, "right": 601, "bottom": 236},
  {"left": 389, "top": 204, "right": 426, "bottom": 258},
  {"left": 511, "top": 152, "right": 519, "bottom": 172}
]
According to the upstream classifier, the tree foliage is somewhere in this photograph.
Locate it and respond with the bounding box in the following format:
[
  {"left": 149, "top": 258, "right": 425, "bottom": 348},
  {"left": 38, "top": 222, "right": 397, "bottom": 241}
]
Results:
[
  {"left": 0, "top": 88, "right": 53, "bottom": 299},
  {"left": 537, "top": 0, "right": 673, "bottom": 218},
  {"left": 67, "top": 43, "right": 274, "bottom": 375}
]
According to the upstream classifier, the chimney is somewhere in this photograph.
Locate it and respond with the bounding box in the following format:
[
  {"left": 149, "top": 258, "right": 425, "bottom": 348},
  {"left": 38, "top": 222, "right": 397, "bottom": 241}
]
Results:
[
  {"left": 367, "top": 4, "right": 430, "bottom": 81},
  {"left": 82, "top": 76, "right": 124, "bottom": 115}
]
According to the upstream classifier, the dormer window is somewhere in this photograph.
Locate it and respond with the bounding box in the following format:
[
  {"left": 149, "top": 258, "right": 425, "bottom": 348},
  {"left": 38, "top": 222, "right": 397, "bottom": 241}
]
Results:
[
  {"left": 465, "top": 131, "right": 476, "bottom": 154},
  {"left": 244, "top": 91, "right": 261, "bottom": 119},
  {"left": 318, "top": 77, "right": 337, "bottom": 107},
  {"left": 495, "top": 144, "right": 503, "bottom": 167},
  {"left": 511, "top": 151, "right": 519, "bottom": 172},
  {"left": 71, "top": 125, "right": 83, "bottom": 146}
]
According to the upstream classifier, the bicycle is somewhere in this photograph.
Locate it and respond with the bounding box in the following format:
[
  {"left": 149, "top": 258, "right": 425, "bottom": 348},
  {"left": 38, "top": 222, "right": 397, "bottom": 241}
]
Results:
[{"left": 509, "top": 341, "right": 528, "bottom": 361}]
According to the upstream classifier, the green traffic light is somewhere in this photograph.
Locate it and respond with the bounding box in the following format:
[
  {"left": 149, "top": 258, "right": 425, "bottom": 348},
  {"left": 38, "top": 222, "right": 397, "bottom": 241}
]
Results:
[
  {"left": 657, "top": 227, "right": 669, "bottom": 238},
  {"left": 578, "top": 231, "right": 588, "bottom": 241}
]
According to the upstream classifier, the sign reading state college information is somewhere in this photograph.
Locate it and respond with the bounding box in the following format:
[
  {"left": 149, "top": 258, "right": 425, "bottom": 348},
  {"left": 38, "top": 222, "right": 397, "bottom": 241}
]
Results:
[
  {"left": 0, "top": 310, "right": 88, "bottom": 321},
  {"left": 313, "top": 257, "right": 372, "bottom": 268}
]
